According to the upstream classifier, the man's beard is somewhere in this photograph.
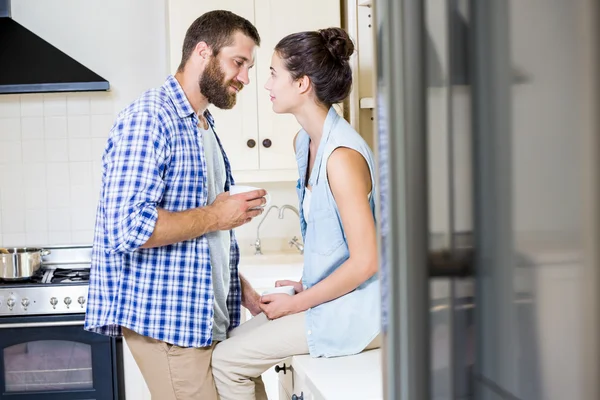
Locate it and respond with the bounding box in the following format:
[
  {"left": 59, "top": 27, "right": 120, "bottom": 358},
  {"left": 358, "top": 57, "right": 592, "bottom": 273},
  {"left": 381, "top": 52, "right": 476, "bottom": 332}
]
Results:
[{"left": 199, "top": 57, "right": 243, "bottom": 109}]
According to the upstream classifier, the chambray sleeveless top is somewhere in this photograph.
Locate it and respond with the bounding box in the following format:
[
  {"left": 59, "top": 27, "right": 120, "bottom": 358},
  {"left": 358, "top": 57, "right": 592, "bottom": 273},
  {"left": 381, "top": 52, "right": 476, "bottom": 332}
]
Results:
[{"left": 295, "top": 107, "right": 380, "bottom": 357}]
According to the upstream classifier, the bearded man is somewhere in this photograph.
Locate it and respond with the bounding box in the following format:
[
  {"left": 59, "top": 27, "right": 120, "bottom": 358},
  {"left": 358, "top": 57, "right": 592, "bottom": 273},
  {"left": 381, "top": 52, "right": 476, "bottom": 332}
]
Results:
[{"left": 84, "top": 10, "right": 266, "bottom": 400}]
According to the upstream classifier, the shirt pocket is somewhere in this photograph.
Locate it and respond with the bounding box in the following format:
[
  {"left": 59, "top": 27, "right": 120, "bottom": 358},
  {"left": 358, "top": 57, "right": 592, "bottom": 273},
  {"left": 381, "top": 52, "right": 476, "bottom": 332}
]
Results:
[{"left": 306, "top": 208, "right": 345, "bottom": 256}]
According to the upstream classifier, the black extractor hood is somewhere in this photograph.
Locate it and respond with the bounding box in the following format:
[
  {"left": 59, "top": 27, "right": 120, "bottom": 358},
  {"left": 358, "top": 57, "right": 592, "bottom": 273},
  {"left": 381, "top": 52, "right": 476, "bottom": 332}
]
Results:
[{"left": 0, "top": 0, "right": 109, "bottom": 94}]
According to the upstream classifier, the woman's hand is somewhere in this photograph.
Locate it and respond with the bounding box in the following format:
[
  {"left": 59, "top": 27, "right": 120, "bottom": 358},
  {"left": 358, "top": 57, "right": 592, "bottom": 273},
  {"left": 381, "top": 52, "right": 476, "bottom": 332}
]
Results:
[
  {"left": 259, "top": 293, "right": 300, "bottom": 320},
  {"left": 275, "top": 280, "right": 304, "bottom": 294}
]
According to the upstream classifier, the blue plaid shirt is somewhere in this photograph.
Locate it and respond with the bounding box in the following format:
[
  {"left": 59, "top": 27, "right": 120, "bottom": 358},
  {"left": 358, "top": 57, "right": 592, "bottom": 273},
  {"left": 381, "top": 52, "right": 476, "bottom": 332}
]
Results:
[{"left": 84, "top": 75, "right": 242, "bottom": 348}]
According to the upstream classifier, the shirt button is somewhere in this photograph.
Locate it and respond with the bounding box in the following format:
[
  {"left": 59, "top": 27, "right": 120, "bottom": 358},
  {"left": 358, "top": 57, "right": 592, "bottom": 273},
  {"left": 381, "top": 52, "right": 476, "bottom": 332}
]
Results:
[{"left": 307, "top": 330, "right": 312, "bottom": 335}]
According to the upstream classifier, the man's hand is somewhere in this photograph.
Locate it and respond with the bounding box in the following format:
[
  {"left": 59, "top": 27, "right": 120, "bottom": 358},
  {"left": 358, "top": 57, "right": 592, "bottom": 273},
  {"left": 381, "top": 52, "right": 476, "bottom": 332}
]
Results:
[
  {"left": 242, "top": 287, "right": 262, "bottom": 316},
  {"left": 275, "top": 280, "right": 303, "bottom": 294},
  {"left": 207, "top": 189, "right": 267, "bottom": 231},
  {"left": 240, "top": 273, "right": 261, "bottom": 316},
  {"left": 259, "top": 293, "right": 300, "bottom": 320}
]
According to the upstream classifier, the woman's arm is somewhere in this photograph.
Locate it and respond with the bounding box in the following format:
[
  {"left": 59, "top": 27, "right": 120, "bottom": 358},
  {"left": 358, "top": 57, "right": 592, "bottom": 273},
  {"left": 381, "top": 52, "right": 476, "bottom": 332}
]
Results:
[{"left": 260, "top": 147, "right": 377, "bottom": 318}]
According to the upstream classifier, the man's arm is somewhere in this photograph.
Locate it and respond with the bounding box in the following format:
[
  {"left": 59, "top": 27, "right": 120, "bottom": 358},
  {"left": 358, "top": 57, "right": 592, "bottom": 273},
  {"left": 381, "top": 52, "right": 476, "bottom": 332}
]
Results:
[
  {"left": 239, "top": 273, "right": 261, "bottom": 316},
  {"left": 141, "top": 191, "right": 266, "bottom": 248}
]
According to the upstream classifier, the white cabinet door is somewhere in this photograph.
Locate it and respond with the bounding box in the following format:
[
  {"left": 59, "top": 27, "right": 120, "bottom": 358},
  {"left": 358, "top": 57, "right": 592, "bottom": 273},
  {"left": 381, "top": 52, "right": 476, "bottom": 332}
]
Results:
[
  {"left": 167, "top": 0, "right": 260, "bottom": 172},
  {"left": 122, "top": 339, "right": 152, "bottom": 400},
  {"left": 254, "top": 0, "right": 341, "bottom": 171}
]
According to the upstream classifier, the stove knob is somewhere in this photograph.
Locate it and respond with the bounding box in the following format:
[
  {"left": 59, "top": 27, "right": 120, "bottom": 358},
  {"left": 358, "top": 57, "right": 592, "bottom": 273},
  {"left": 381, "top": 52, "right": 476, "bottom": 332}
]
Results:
[
  {"left": 77, "top": 296, "right": 86, "bottom": 307},
  {"left": 21, "top": 298, "right": 30, "bottom": 308},
  {"left": 50, "top": 297, "right": 58, "bottom": 309},
  {"left": 6, "top": 298, "right": 15, "bottom": 310},
  {"left": 64, "top": 297, "right": 72, "bottom": 309}
]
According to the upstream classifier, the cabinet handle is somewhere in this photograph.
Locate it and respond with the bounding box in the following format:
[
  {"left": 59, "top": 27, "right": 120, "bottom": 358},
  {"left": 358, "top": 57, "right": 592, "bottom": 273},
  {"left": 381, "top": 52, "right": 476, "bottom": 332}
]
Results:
[
  {"left": 275, "top": 363, "right": 289, "bottom": 374},
  {"left": 292, "top": 392, "right": 304, "bottom": 400},
  {"left": 247, "top": 139, "right": 256, "bottom": 148},
  {"left": 262, "top": 138, "right": 272, "bottom": 148}
]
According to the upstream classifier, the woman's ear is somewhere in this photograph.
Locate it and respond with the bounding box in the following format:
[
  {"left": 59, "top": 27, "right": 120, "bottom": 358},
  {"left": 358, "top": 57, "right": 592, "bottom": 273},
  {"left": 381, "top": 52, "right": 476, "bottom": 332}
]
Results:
[{"left": 297, "top": 75, "right": 311, "bottom": 95}]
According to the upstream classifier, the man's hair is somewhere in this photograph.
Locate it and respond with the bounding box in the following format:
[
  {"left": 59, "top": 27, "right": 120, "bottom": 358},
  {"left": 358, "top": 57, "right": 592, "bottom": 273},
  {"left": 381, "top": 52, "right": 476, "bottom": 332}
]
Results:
[{"left": 178, "top": 10, "right": 260, "bottom": 72}]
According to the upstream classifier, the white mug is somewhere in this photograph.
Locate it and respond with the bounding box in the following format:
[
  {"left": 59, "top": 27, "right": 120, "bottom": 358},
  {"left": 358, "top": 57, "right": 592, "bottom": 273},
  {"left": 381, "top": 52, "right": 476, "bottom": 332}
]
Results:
[
  {"left": 261, "top": 285, "right": 296, "bottom": 296},
  {"left": 229, "top": 185, "right": 271, "bottom": 209}
]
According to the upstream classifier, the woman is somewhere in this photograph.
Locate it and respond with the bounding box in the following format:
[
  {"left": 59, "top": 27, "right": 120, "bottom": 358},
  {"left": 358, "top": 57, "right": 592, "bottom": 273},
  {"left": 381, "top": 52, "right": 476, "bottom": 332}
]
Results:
[{"left": 212, "top": 27, "right": 380, "bottom": 400}]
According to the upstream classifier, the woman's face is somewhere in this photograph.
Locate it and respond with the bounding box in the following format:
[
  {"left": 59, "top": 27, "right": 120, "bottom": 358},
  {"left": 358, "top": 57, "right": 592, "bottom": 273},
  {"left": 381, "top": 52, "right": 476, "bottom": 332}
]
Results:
[{"left": 264, "top": 52, "right": 301, "bottom": 114}]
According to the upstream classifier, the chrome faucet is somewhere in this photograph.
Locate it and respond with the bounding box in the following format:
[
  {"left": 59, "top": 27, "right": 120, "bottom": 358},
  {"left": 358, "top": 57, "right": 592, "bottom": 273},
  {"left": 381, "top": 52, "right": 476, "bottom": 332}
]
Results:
[
  {"left": 253, "top": 205, "right": 279, "bottom": 255},
  {"left": 278, "top": 204, "right": 299, "bottom": 219},
  {"left": 278, "top": 205, "right": 304, "bottom": 254}
]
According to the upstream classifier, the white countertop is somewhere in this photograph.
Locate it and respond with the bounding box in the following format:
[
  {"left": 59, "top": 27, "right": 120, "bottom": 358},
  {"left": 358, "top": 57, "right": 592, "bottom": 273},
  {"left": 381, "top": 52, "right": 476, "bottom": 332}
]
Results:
[
  {"left": 238, "top": 253, "right": 303, "bottom": 289},
  {"left": 291, "top": 349, "right": 383, "bottom": 400}
]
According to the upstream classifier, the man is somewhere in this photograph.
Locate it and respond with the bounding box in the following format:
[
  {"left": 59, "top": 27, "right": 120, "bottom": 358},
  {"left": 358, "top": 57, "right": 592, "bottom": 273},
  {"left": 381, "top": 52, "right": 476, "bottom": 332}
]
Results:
[{"left": 84, "top": 10, "right": 264, "bottom": 399}]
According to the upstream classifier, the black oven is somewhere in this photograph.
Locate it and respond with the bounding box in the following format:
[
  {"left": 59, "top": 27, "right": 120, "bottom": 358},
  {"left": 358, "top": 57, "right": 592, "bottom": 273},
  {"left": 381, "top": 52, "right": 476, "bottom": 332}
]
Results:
[{"left": 0, "top": 313, "right": 123, "bottom": 400}]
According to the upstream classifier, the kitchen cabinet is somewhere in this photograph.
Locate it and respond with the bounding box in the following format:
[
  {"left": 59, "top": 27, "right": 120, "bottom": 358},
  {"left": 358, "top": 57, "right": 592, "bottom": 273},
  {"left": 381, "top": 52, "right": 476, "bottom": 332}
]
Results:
[
  {"left": 277, "top": 350, "right": 383, "bottom": 400},
  {"left": 167, "top": 0, "right": 341, "bottom": 183}
]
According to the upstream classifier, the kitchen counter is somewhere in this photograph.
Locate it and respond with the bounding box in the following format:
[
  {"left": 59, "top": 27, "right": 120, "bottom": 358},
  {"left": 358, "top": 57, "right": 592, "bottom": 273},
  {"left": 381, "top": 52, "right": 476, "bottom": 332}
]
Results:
[{"left": 290, "top": 349, "right": 383, "bottom": 400}]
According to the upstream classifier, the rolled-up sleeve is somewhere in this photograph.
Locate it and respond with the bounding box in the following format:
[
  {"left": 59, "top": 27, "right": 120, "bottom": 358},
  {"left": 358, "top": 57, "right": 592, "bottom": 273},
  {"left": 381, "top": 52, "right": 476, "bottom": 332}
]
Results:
[{"left": 102, "top": 112, "right": 167, "bottom": 253}]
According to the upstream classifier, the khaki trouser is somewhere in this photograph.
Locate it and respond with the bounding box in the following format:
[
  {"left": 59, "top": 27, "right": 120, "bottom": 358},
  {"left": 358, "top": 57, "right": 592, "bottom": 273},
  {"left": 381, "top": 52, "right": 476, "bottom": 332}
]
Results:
[
  {"left": 211, "top": 313, "right": 381, "bottom": 400},
  {"left": 122, "top": 327, "right": 218, "bottom": 400}
]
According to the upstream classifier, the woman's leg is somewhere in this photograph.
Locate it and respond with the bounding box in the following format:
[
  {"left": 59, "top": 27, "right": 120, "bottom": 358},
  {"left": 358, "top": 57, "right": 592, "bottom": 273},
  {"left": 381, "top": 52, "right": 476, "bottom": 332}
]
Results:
[{"left": 212, "top": 312, "right": 308, "bottom": 400}]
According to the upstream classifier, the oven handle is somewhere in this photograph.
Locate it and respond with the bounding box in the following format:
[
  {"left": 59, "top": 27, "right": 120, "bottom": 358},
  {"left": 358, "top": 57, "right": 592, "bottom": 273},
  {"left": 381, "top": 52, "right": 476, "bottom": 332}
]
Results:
[{"left": 0, "top": 320, "right": 84, "bottom": 329}]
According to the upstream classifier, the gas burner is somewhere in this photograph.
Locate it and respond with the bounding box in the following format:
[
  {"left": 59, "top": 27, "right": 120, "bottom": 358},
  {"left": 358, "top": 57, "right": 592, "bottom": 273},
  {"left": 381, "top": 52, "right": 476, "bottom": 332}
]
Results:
[{"left": 51, "top": 268, "right": 90, "bottom": 284}]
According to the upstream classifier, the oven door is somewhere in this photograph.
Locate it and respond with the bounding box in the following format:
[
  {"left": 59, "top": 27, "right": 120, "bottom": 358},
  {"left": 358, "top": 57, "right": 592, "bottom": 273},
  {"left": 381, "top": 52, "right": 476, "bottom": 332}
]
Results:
[{"left": 0, "top": 313, "right": 118, "bottom": 400}]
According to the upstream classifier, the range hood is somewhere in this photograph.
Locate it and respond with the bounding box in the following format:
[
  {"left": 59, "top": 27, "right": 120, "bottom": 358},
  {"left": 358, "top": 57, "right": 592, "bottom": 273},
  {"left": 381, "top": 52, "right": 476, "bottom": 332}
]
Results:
[{"left": 0, "top": 0, "right": 109, "bottom": 94}]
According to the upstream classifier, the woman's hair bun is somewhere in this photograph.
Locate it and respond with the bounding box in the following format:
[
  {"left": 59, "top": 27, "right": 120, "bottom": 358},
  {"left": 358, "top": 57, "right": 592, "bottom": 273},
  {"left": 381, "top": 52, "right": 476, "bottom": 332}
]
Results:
[{"left": 319, "top": 27, "right": 354, "bottom": 62}]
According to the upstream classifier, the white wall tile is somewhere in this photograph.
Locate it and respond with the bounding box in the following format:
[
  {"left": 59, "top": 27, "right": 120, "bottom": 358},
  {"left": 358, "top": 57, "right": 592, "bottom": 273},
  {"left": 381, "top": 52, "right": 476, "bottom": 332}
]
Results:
[
  {"left": 21, "top": 95, "right": 44, "bottom": 117},
  {"left": 26, "top": 232, "right": 49, "bottom": 247},
  {"left": 1, "top": 187, "right": 25, "bottom": 210},
  {"left": 92, "top": 161, "right": 103, "bottom": 187},
  {"left": 68, "top": 116, "right": 91, "bottom": 138},
  {"left": 68, "top": 138, "right": 92, "bottom": 162},
  {"left": 46, "top": 163, "right": 70, "bottom": 186},
  {"left": 70, "top": 206, "right": 95, "bottom": 231},
  {"left": 67, "top": 94, "right": 91, "bottom": 115},
  {"left": 91, "top": 115, "right": 114, "bottom": 137},
  {"left": 91, "top": 138, "right": 107, "bottom": 161},
  {"left": 45, "top": 139, "right": 69, "bottom": 162},
  {"left": 3, "top": 234, "right": 27, "bottom": 246},
  {"left": 47, "top": 186, "right": 71, "bottom": 209},
  {"left": 2, "top": 209, "right": 26, "bottom": 234},
  {"left": 26, "top": 209, "right": 48, "bottom": 232},
  {"left": 25, "top": 186, "right": 47, "bottom": 210},
  {"left": 70, "top": 186, "right": 95, "bottom": 209},
  {"left": 90, "top": 94, "right": 114, "bottom": 115},
  {"left": 70, "top": 162, "right": 93, "bottom": 185},
  {"left": 22, "top": 140, "right": 46, "bottom": 163},
  {"left": 43, "top": 94, "right": 67, "bottom": 116},
  {"left": 71, "top": 230, "right": 94, "bottom": 244},
  {"left": 44, "top": 116, "right": 68, "bottom": 138},
  {"left": 0, "top": 142, "right": 22, "bottom": 163},
  {"left": 0, "top": 118, "right": 22, "bottom": 141},
  {"left": 21, "top": 117, "right": 44, "bottom": 139},
  {"left": 23, "top": 163, "right": 48, "bottom": 188},
  {"left": 48, "top": 231, "right": 72, "bottom": 245},
  {"left": 48, "top": 208, "right": 72, "bottom": 231},
  {"left": 0, "top": 95, "right": 21, "bottom": 118},
  {"left": 0, "top": 164, "right": 23, "bottom": 187}
]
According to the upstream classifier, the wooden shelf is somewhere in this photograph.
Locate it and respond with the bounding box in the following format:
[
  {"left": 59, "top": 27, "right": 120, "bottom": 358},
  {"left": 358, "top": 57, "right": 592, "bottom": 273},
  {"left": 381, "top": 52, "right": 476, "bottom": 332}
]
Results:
[
  {"left": 359, "top": 97, "right": 374, "bottom": 109},
  {"left": 358, "top": 0, "right": 372, "bottom": 7}
]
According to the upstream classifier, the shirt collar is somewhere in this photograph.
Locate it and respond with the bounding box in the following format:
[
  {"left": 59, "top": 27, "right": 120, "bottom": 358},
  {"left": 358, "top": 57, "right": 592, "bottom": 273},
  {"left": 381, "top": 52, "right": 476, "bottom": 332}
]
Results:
[{"left": 164, "top": 75, "right": 195, "bottom": 119}]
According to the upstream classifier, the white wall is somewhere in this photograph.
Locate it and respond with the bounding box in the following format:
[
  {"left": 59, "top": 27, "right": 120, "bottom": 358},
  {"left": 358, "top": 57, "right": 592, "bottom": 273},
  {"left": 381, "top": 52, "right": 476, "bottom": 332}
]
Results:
[{"left": 0, "top": 0, "right": 300, "bottom": 249}]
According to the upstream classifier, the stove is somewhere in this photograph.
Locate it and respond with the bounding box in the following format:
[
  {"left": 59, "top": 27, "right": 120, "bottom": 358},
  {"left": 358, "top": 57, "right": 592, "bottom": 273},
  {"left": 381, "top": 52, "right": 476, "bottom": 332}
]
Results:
[{"left": 0, "top": 245, "right": 91, "bottom": 316}]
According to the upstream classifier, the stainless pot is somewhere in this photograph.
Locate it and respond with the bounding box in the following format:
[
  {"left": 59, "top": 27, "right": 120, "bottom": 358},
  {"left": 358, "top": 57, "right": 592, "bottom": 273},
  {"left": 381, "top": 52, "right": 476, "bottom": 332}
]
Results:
[{"left": 0, "top": 248, "right": 51, "bottom": 280}]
